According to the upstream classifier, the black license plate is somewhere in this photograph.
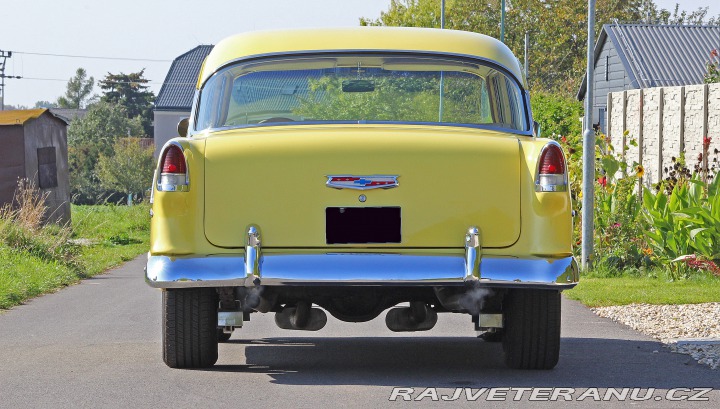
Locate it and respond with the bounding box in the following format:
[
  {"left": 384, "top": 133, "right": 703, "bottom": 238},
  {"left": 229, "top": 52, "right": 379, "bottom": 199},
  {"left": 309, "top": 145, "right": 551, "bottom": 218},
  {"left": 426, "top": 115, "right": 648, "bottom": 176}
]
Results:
[{"left": 326, "top": 207, "right": 401, "bottom": 244}]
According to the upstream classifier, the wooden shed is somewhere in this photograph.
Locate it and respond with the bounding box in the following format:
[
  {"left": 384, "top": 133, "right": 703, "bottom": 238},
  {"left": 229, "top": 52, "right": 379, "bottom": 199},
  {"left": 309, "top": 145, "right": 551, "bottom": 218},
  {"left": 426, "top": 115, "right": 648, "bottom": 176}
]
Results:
[{"left": 0, "top": 109, "right": 71, "bottom": 225}]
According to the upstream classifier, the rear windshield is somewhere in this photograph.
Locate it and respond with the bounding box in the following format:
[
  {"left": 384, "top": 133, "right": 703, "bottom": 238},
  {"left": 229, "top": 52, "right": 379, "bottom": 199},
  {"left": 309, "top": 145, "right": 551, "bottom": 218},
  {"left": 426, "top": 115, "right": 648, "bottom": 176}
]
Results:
[{"left": 195, "top": 53, "right": 528, "bottom": 132}]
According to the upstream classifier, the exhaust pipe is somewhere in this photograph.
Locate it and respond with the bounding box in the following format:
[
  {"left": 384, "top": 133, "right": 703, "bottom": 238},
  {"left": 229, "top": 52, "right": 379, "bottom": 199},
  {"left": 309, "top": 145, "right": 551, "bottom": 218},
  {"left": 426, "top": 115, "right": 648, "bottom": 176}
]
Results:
[
  {"left": 385, "top": 302, "right": 437, "bottom": 332},
  {"left": 275, "top": 301, "right": 327, "bottom": 331}
]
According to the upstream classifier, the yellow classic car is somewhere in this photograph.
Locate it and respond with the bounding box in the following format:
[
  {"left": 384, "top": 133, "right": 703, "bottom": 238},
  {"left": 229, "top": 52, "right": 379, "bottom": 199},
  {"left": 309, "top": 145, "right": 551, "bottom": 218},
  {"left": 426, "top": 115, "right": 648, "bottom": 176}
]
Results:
[{"left": 147, "top": 27, "right": 578, "bottom": 370}]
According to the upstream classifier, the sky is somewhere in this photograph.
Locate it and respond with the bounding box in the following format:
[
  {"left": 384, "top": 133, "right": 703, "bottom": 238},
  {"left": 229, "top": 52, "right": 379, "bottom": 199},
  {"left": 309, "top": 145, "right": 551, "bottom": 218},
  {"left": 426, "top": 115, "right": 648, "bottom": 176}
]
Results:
[
  {"left": 0, "top": 0, "right": 390, "bottom": 108},
  {"left": 1, "top": 0, "right": 718, "bottom": 109}
]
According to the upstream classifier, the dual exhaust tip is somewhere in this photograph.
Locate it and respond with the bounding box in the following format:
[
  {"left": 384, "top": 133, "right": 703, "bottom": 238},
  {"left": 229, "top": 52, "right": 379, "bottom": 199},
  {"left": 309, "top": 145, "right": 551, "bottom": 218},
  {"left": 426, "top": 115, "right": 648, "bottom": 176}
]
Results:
[
  {"left": 274, "top": 301, "right": 438, "bottom": 332},
  {"left": 274, "top": 301, "right": 327, "bottom": 331}
]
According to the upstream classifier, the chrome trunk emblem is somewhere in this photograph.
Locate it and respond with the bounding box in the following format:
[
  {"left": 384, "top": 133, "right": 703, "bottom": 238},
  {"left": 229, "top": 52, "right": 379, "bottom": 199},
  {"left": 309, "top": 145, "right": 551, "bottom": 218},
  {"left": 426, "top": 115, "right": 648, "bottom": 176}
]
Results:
[{"left": 326, "top": 175, "right": 399, "bottom": 190}]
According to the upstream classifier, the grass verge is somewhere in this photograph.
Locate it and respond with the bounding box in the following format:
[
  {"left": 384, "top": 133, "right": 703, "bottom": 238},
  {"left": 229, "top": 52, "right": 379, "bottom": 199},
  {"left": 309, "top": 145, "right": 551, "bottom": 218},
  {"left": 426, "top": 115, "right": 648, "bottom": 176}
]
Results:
[
  {"left": 564, "top": 272, "right": 720, "bottom": 307},
  {"left": 0, "top": 203, "right": 149, "bottom": 310},
  {"left": 71, "top": 204, "right": 150, "bottom": 277}
]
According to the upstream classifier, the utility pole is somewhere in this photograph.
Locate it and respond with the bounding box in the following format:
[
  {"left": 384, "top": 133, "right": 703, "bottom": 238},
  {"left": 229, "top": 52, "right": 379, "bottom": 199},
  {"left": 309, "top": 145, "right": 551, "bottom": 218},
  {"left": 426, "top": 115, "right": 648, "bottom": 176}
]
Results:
[
  {"left": 0, "top": 50, "right": 22, "bottom": 110},
  {"left": 441, "top": 0, "right": 445, "bottom": 29},
  {"left": 501, "top": 0, "right": 506, "bottom": 42},
  {"left": 581, "top": 1, "right": 596, "bottom": 270},
  {"left": 524, "top": 32, "right": 529, "bottom": 81}
]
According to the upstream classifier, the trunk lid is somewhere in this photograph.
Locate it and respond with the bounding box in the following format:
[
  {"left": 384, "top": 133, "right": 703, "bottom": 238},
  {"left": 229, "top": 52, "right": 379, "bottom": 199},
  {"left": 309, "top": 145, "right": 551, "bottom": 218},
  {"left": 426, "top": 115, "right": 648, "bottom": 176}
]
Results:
[{"left": 203, "top": 125, "right": 521, "bottom": 248}]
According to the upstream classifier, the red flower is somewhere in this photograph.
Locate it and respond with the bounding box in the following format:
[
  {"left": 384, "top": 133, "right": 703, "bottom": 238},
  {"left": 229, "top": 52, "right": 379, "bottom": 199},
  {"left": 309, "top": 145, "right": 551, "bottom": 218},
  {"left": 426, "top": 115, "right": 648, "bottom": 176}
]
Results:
[
  {"left": 704, "top": 136, "right": 712, "bottom": 149},
  {"left": 711, "top": 49, "right": 719, "bottom": 58},
  {"left": 560, "top": 136, "right": 567, "bottom": 143},
  {"left": 598, "top": 176, "right": 607, "bottom": 187}
]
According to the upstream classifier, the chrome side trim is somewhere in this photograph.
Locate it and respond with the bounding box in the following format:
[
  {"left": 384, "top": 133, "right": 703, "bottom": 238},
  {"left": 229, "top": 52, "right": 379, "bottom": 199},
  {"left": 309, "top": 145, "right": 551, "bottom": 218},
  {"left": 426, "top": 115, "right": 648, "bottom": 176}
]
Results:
[{"left": 146, "top": 253, "right": 578, "bottom": 290}]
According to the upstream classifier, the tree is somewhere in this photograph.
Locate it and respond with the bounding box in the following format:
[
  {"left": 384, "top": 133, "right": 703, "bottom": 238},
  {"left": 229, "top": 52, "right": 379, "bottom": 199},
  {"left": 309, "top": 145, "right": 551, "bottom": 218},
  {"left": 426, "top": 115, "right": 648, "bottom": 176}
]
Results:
[
  {"left": 361, "top": 0, "right": 719, "bottom": 95},
  {"left": 96, "top": 138, "right": 155, "bottom": 205},
  {"left": 2, "top": 104, "right": 29, "bottom": 110},
  {"left": 99, "top": 69, "right": 155, "bottom": 136},
  {"left": 530, "top": 91, "right": 583, "bottom": 138},
  {"left": 34, "top": 100, "right": 58, "bottom": 108},
  {"left": 57, "top": 68, "right": 95, "bottom": 109},
  {"left": 646, "top": 3, "right": 718, "bottom": 25},
  {"left": 67, "top": 101, "right": 145, "bottom": 203}
]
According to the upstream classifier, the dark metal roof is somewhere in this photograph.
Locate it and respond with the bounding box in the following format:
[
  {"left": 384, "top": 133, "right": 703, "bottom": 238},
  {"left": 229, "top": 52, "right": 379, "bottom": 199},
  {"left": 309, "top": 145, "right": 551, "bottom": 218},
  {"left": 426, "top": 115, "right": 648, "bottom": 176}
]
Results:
[
  {"left": 155, "top": 45, "right": 214, "bottom": 111},
  {"left": 578, "top": 24, "right": 720, "bottom": 100}
]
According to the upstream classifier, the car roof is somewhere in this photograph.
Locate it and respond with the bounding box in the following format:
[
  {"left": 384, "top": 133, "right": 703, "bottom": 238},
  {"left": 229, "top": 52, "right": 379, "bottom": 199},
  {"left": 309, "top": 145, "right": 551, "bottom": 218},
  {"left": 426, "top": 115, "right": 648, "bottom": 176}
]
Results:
[{"left": 197, "top": 27, "right": 525, "bottom": 88}]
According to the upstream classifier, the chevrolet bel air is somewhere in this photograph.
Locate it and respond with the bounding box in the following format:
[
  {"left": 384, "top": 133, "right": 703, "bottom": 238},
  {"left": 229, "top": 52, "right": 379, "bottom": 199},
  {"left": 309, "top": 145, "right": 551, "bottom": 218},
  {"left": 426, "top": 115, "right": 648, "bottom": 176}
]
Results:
[{"left": 147, "top": 27, "right": 578, "bottom": 370}]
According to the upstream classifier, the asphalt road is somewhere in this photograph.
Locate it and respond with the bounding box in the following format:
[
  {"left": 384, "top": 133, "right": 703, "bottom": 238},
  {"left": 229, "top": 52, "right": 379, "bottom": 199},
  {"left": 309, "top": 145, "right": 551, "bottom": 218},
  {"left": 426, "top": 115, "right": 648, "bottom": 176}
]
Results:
[{"left": 0, "top": 256, "right": 718, "bottom": 408}]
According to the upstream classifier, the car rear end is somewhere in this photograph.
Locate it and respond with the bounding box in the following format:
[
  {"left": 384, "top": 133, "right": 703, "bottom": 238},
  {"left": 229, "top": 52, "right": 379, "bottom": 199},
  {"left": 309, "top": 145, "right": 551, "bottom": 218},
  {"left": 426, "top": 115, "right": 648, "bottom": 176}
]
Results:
[{"left": 147, "top": 27, "right": 578, "bottom": 370}]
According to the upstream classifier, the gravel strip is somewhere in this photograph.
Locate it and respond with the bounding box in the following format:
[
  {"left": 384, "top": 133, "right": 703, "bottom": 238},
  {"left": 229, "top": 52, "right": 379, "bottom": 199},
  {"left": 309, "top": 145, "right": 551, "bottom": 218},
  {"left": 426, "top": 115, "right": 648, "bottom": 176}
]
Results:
[{"left": 592, "top": 303, "right": 720, "bottom": 370}]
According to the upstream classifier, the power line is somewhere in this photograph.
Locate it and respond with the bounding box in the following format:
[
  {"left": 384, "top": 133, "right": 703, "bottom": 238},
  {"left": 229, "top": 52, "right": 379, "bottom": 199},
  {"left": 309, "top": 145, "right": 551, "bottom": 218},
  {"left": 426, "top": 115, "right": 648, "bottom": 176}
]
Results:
[
  {"left": 11, "top": 51, "right": 171, "bottom": 63},
  {"left": 20, "top": 76, "right": 195, "bottom": 86}
]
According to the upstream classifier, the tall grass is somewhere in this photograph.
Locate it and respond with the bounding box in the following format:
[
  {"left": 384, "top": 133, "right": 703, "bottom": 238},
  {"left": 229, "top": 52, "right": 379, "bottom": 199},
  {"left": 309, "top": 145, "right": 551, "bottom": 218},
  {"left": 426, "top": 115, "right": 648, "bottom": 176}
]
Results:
[
  {"left": 0, "top": 179, "right": 150, "bottom": 309},
  {"left": 0, "top": 179, "right": 81, "bottom": 274}
]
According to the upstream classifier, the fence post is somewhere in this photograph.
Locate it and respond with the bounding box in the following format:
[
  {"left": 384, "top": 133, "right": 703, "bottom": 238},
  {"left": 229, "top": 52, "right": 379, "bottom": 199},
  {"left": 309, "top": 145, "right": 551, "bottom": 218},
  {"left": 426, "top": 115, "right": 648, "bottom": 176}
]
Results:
[
  {"left": 703, "top": 84, "right": 709, "bottom": 184},
  {"left": 638, "top": 89, "right": 644, "bottom": 194},
  {"left": 606, "top": 93, "right": 613, "bottom": 145},
  {"left": 622, "top": 91, "right": 627, "bottom": 176},
  {"left": 680, "top": 86, "right": 685, "bottom": 153},
  {"left": 658, "top": 87, "right": 664, "bottom": 184}
]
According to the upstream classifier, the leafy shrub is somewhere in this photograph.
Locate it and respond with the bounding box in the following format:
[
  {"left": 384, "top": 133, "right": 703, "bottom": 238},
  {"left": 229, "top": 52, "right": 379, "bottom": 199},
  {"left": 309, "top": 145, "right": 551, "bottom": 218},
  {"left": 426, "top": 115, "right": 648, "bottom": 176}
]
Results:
[
  {"left": 96, "top": 138, "right": 155, "bottom": 205},
  {"left": 530, "top": 91, "right": 583, "bottom": 139},
  {"left": 643, "top": 174, "right": 720, "bottom": 279},
  {"left": 68, "top": 101, "right": 146, "bottom": 204}
]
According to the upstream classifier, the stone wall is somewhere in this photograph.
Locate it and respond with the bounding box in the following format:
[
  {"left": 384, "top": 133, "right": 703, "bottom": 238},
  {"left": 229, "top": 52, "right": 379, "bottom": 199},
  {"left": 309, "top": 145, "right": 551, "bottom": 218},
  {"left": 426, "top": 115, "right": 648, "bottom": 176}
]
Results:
[{"left": 607, "top": 83, "right": 720, "bottom": 186}]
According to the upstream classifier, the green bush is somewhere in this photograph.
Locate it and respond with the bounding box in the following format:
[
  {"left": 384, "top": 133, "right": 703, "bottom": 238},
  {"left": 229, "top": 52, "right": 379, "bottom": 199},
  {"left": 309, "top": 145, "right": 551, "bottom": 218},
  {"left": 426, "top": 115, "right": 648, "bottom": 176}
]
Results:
[
  {"left": 643, "top": 174, "right": 720, "bottom": 279},
  {"left": 530, "top": 91, "right": 583, "bottom": 139}
]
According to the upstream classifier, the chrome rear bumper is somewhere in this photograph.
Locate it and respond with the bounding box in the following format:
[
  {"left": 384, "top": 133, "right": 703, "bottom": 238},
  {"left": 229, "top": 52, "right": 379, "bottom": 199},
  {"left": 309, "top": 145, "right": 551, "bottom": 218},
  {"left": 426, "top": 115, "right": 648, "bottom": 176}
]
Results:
[
  {"left": 145, "top": 253, "right": 578, "bottom": 289},
  {"left": 146, "top": 226, "right": 578, "bottom": 289}
]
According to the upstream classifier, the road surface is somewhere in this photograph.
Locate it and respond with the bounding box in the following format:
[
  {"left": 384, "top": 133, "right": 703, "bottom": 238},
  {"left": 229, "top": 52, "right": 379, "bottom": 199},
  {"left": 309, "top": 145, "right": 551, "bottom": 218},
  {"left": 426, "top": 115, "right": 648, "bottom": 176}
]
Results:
[{"left": 0, "top": 256, "right": 717, "bottom": 408}]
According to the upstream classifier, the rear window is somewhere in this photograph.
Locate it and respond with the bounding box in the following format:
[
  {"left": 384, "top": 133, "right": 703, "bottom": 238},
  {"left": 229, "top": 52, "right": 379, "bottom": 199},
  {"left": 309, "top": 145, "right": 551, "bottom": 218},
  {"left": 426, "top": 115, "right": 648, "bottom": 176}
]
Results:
[{"left": 195, "top": 53, "right": 528, "bottom": 132}]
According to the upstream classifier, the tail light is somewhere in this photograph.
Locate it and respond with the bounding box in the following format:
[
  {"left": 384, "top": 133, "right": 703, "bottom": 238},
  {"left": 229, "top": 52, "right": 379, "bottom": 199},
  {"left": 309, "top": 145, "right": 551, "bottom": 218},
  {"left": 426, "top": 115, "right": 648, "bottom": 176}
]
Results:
[
  {"left": 157, "top": 144, "right": 189, "bottom": 192},
  {"left": 535, "top": 142, "right": 567, "bottom": 192}
]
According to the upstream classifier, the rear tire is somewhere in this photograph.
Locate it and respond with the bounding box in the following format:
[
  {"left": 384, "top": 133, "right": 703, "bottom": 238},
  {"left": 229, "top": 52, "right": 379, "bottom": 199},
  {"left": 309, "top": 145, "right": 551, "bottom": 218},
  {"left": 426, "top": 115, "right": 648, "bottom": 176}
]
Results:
[
  {"left": 502, "top": 289, "right": 561, "bottom": 370},
  {"left": 163, "top": 288, "right": 219, "bottom": 368}
]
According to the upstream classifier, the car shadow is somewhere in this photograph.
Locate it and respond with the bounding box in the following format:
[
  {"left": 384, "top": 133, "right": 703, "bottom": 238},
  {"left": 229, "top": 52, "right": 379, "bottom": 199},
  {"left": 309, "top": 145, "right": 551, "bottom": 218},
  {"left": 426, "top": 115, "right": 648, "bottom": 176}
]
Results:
[{"left": 204, "top": 336, "right": 719, "bottom": 389}]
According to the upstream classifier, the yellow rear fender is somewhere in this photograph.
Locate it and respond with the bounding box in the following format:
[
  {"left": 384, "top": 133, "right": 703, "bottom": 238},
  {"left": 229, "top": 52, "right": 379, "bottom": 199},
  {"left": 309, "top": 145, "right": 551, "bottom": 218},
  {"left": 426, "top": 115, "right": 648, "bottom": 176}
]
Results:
[
  {"left": 513, "top": 138, "right": 573, "bottom": 257},
  {"left": 151, "top": 138, "right": 211, "bottom": 256}
]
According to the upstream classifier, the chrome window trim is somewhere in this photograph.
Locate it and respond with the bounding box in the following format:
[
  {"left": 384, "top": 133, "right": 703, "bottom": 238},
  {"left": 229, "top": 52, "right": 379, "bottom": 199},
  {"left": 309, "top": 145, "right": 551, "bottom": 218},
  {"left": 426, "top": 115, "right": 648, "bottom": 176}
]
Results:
[
  {"left": 193, "top": 50, "right": 531, "bottom": 134},
  {"left": 535, "top": 140, "right": 569, "bottom": 193},
  {"left": 195, "top": 121, "right": 534, "bottom": 137}
]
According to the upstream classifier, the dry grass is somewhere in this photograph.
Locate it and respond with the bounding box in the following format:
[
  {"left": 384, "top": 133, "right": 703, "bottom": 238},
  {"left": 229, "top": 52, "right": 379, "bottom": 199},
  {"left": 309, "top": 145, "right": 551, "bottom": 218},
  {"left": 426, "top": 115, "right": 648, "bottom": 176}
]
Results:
[
  {"left": 0, "top": 179, "right": 79, "bottom": 272},
  {"left": 0, "top": 178, "right": 48, "bottom": 231}
]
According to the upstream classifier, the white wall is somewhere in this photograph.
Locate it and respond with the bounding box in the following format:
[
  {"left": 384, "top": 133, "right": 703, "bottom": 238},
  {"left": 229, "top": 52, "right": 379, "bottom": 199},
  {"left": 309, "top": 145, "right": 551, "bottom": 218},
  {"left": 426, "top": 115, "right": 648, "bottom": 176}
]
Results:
[
  {"left": 153, "top": 110, "right": 189, "bottom": 158},
  {"left": 608, "top": 83, "right": 720, "bottom": 185}
]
